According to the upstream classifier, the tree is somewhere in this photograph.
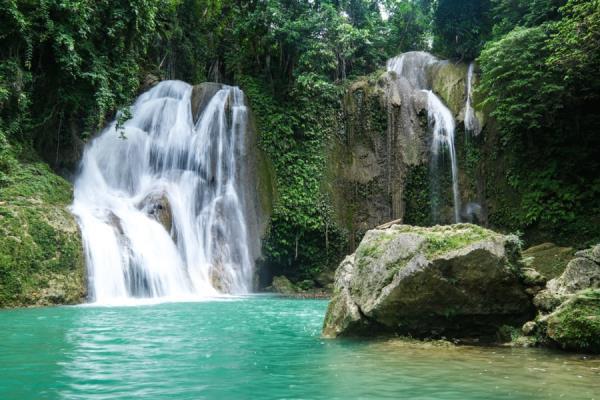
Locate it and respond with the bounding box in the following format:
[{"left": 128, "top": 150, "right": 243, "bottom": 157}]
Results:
[{"left": 432, "top": 0, "right": 492, "bottom": 60}]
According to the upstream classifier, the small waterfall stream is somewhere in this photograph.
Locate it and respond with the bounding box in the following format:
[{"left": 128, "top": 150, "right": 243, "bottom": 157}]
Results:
[
  {"left": 464, "top": 62, "right": 479, "bottom": 135},
  {"left": 387, "top": 52, "right": 461, "bottom": 223},
  {"left": 72, "top": 81, "right": 254, "bottom": 303},
  {"left": 424, "top": 90, "right": 461, "bottom": 223}
]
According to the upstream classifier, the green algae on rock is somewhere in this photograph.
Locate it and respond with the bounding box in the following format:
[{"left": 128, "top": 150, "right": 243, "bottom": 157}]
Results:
[
  {"left": 0, "top": 141, "right": 85, "bottom": 307},
  {"left": 543, "top": 289, "right": 600, "bottom": 353},
  {"left": 322, "top": 223, "right": 533, "bottom": 339},
  {"left": 522, "top": 243, "right": 575, "bottom": 279}
]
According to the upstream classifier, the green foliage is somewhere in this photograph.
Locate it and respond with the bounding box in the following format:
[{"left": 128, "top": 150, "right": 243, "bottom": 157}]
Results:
[
  {"left": 403, "top": 164, "right": 431, "bottom": 226},
  {"left": 478, "top": 1, "right": 600, "bottom": 244},
  {"left": 547, "top": 0, "right": 600, "bottom": 99},
  {"left": 490, "top": 0, "right": 566, "bottom": 36},
  {"left": 431, "top": 0, "right": 492, "bottom": 59},
  {"left": 0, "top": 0, "right": 178, "bottom": 168},
  {"left": 240, "top": 75, "right": 347, "bottom": 281},
  {"left": 478, "top": 25, "right": 562, "bottom": 146}
]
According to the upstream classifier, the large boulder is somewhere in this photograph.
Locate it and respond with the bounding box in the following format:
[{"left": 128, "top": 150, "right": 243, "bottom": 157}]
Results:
[{"left": 322, "top": 224, "right": 533, "bottom": 339}]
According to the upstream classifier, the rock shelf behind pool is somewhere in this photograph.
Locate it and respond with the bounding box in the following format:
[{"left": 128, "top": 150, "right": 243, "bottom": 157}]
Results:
[{"left": 322, "top": 223, "right": 534, "bottom": 339}]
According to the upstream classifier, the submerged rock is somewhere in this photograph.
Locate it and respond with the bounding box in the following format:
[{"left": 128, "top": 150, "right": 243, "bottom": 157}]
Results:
[{"left": 322, "top": 223, "right": 533, "bottom": 339}]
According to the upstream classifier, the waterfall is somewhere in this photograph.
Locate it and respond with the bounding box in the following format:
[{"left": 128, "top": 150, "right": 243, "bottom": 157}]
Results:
[
  {"left": 387, "top": 51, "right": 437, "bottom": 90},
  {"left": 464, "top": 62, "right": 480, "bottom": 135},
  {"left": 71, "top": 81, "right": 255, "bottom": 303},
  {"left": 387, "top": 51, "right": 461, "bottom": 223},
  {"left": 423, "top": 90, "right": 461, "bottom": 223}
]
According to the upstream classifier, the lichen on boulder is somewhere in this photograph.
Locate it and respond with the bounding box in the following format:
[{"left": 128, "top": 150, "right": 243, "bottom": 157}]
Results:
[{"left": 322, "top": 223, "right": 533, "bottom": 339}]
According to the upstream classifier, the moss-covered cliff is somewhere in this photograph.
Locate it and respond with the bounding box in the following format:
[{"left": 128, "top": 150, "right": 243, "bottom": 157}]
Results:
[
  {"left": 0, "top": 135, "right": 85, "bottom": 307},
  {"left": 328, "top": 52, "right": 598, "bottom": 256}
]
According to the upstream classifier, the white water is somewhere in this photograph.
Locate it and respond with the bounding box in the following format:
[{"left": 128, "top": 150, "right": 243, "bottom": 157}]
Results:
[
  {"left": 387, "top": 52, "right": 461, "bottom": 223},
  {"left": 464, "top": 62, "right": 479, "bottom": 135},
  {"left": 424, "top": 90, "right": 461, "bottom": 223},
  {"left": 72, "top": 81, "right": 254, "bottom": 304},
  {"left": 386, "top": 51, "right": 437, "bottom": 90}
]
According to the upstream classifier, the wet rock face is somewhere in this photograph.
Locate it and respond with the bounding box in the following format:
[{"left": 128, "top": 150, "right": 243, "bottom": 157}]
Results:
[
  {"left": 322, "top": 224, "right": 533, "bottom": 339},
  {"left": 329, "top": 72, "right": 429, "bottom": 243},
  {"left": 138, "top": 192, "right": 173, "bottom": 234},
  {"left": 191, "top": 82, "right": 225, "bottom": 123}
]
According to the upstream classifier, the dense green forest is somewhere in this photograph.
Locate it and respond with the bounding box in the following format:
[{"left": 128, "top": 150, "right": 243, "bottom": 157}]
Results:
[{"left": 1, "top": 0, "right": 599, "bottom": 285}]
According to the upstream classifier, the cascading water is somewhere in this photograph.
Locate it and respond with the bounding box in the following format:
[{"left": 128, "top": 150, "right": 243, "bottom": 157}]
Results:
[
  {"left": 387, "top": 52, "right": 461, "bottom": 223},
  {"left": 71, "top": 80, "right": 255, "bottom": 303},
  {"left": 423, "top": 90, "right": 461, "bottom": 223},
  {"left": 386, "top": 51, "right": 437, "bottom": 90},
  {"left": 464, "top": 62, "right": 480, "bottom": 135}
]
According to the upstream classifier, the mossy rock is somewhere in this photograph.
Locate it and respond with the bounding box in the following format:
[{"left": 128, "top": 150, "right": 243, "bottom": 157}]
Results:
[
  {"left": 544, "top": 290, "right": 600, "bottom": 353},
  {"left": 271, "top": 275, "right": 298, "bottom": 295},
  {"left": 0, "top": 140, "right": 85, "bottom": 307},
  {"left": 522, "top": 242, "right": 574, "bottom": 279},
  {"left": 427, "top": 61, "right": 468, "bottom": 117},
  {"left": 323, "top": 223, "right": 533, "bottom": 339}
]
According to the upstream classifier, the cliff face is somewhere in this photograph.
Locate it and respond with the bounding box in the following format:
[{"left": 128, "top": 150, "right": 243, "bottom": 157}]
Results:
[
  {"left": 327, "top": 72, "right": 429, "bottom": 248},
  {"left": 327, "top": 54, "right": 488, "bottom": 249}
]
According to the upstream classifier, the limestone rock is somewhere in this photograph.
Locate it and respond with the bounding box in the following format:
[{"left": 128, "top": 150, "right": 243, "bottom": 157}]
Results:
[
  {"left": 546, "top": 254, "right": 600, "bottom": 296},
  {"left": 574, "top": 244, "right": 600, "bottom": 265},
  {"left": 191, "top": 82, "right": 225, "bottom": 123},
  {"left": 522, "top": 268, "right": 547, "bottom": 287},
  {"left": 322, "top": 224, "right": 533, "bottom": 339},
  {"left": 533, "top": 290, "right": 565, "bottom": 312}
]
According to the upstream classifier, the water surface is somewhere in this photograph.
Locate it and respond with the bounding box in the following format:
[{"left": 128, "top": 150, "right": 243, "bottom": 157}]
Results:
[{"left": 1, "top": 297, "right": 598, "bottom": 399}]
